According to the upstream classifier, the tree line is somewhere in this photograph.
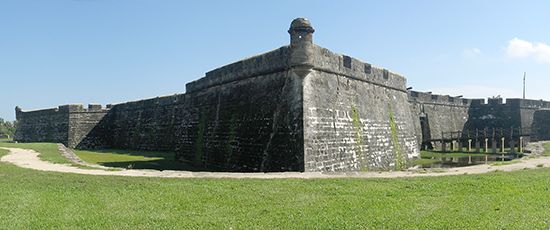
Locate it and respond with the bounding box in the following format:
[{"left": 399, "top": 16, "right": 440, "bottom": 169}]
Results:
[{"left": 0, "top": 118, "right": 16, "bottom": 139}]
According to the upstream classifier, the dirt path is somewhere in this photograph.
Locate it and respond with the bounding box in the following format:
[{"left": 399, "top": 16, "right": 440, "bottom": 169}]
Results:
[{"left": 1, "top": 147, "right": 549, "bottom": 179}]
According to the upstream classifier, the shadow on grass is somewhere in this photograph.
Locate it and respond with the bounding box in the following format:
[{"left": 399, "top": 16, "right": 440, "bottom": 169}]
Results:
[
  {"left": 98, "top": 159, "right": 204, "bottom": 171},
  {"left": 90, "top": 149, "right": 173, "bottom": 158},
  {"left": 83, "top": 149, "right": 211, "bottom": 171}
]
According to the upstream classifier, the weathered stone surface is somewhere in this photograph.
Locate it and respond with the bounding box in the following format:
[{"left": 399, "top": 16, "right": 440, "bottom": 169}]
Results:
[
  {"left": 408, "top": 91, "right": 550, "bottom": 148},
  {"left": 15, "top": 106, "right": 70, "bottom": 145},
  {"left": 408, "top": 91, "right": 474, "bottom": 148},
  {"left": 101, "top": 70, "right": 304, "bottom": 172},
  {"left": 533, "top": 109, "right": 550, "bottom": 141},
  {"left": 302, "top": 50, "right": 418, "bottom": 171}
]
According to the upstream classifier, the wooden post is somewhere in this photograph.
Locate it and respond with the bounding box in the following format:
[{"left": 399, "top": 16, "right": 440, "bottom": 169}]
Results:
[
  {"left": 492, "top": 128, "right": 497, "bottom": 154},
  {"left": 510, "top": 127, "right": 516, "bottom": 154},
  {"left": 475, "top": 129, "right": 480, "bottom": 153},
  {"left": 468, "top": 139, "right": 472, "bottom": 152},
  {"left": 451, "top": 140, "right": 455, "bottom": 152},
  {"left": 519, "top": 137, "right": 523, "bottom": 153},
  {"left": 501, "top": 137, "right": 505, "bottom": 153},
  {"left": 442, "top": 131, "right": 445, "bottom": 152}
]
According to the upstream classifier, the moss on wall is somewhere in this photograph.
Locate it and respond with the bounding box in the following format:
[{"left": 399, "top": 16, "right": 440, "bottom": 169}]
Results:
[
  {"left": 224, "top": 114, "right": 238, "bottom": 168},
  {"left": 388, "top": 105, "right": 405, "bottom": 170},
  {"left": 350, "top": 106, "right": 364, "bottom": 169},
  {"left": 194, "top": 111, "right": 206, "bottom": 167}
]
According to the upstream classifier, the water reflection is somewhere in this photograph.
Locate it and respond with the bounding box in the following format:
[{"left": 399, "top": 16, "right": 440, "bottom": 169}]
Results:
[{"left": 414, "top": 154, "right": 522, "bottom": 168}]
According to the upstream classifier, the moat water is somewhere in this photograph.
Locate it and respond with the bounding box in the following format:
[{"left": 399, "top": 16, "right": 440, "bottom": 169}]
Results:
[{"left": 415, "top": 154, "right": 523, "bottom": 169}]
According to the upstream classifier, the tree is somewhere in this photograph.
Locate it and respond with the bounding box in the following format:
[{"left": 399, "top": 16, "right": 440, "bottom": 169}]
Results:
[{"left": 0, "top": 118, "right": 16, "bottom": 139}]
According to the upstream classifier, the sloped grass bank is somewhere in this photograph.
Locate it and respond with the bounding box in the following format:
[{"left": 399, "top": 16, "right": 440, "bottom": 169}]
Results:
[
  {"left": 0, "top": 148, "right": 549, "bottom": 229},
  {"left": 0, "top": 140, "right": 70, "bottom": 164},
  {"left": 544, "top": 142, "right": 550, "bottom": 156}
]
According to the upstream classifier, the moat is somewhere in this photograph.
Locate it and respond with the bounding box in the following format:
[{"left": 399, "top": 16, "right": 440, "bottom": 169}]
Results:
[{"left": 413, "top": 152, "right": 525, "bottom": 169}]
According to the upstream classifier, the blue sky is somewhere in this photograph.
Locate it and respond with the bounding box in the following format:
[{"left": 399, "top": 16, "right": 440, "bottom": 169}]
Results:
[{"left": 1, "top": 0, "right": 549, "bottom": 120}]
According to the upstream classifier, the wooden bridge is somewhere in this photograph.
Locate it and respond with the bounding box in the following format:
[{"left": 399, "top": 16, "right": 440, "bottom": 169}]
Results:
[{"left": 424, "top": 127, "right": 534, "bottom": 153}]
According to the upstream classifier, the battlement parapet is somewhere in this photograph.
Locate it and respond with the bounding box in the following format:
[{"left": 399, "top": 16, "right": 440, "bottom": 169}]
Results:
[
  {"left": 16, "top": 104, "right": 110, "bottom": 116},
  {"left": 408, "top": 90, "right": 475, "bottom": 107},
  {"left": 408, "top": 90, "right": 550, "bottom": 109},
  {"left": 310, "top": 45, "right": 407, "bottom": 91},
  {"left": 109, "top": 93, "right": 187, "bottom": 111},
  {"left": 185, "top": 47, "right": 291, "bottom": 93},
  {"left": 60, "top": 104, "right": 110, "bottom": 113},
  {"left": 15, "top": 107, "right": 61, "bottom": 119},
  {"left": 466, "top": 98, "right": 550, "bottom": 109},
  {"left": 488, "top": 98, "right": 503, "bottom": 105},
  {"left": 505, "top": 98, "right": 550, "bottom": 109}
]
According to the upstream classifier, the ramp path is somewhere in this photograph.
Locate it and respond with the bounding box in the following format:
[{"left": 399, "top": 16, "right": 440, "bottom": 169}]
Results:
[{"left": 1, "top": 144, "right": 549, "bottom": 179}]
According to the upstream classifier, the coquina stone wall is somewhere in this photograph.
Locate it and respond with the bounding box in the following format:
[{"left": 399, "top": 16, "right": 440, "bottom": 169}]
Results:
[
  {"left": 98, "top": 56, "right": 304, "bottom": 171},
  {"left": 302, "top": 46, "right": 419, "bottom": 171},
  {"left": 463, "top": 98, "right": 550, "bottom": 142},
  {"left": 15, "top": 106, "right": 70, "bottom": 145},
  {"left": 72, "top": 46, "right": 304, "bottom": 172},
  {"left": 408, "top": 91, "right": 475, "bottom": 148},
  {"left": 408, "top": 91, "right": 550, "bottom": 148},
  {"left": 533, "top": 109, "right": 550, "bottom": 141},
  {"left": 15, "top": 105, "right": 109, "bottom": 147}
]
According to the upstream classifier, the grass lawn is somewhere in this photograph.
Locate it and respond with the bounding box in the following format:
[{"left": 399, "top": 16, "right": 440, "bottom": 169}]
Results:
[
  {"left": 74, "top": 149, "right": 197, "bottom": 171},
  {"left": 0, "top": 148, "right": 549, "bottom": 228},
  {"left": 544, "top": 142, "right": 550, "bottom": 156}
]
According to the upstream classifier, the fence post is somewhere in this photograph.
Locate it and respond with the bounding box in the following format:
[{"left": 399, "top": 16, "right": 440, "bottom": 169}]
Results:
[
  {"left": 501, "top": 137, "right": 505, "bottom": 153},
  {"left": 519, "top": 137, "right": 523, "bottom": 153}
]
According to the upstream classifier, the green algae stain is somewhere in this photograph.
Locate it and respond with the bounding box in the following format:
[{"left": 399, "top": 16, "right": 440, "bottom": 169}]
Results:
[
  {"left": 224, "top": 114, "right": 238, "bottom": 168},
  {"left": 194, "top": 111, "right": 206, "bottom": 167},
  {"left": 388, "top": 105, "right": 405, "bottom": 170},
  {"left": 351, "top": 106, "right": 365, "bottom": 170}
]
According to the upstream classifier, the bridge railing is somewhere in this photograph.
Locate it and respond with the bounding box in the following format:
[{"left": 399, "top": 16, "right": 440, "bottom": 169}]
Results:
[{"left": 423, "top": 127, "right": 534, "bottom": 153}]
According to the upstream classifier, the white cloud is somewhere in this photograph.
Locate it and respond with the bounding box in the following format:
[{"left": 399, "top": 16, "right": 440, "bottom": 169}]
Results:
[
  {"left": 534, "top": 42, "right": 550, "bottom": 63},
  {"left": 506, "top": 38, "right": 534, "bottom": 58},
  {"left": 506, "top": 38, "right": 550, "bottom": 63},
  {"left": 462, "top": 48, "right": 482, "bottom": 58}
]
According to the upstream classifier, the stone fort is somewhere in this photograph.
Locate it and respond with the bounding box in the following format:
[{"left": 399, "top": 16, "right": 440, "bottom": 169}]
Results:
[{"left": 14, "top": 18, "right": 550, "bottom": 172}]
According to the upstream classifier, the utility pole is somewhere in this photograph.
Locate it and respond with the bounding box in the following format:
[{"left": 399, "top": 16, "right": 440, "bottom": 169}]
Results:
[{"left": 523, "top": 72, "right": 526, "bottom": 99}]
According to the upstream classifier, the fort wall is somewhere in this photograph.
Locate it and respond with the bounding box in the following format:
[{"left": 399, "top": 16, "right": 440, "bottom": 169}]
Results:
[
  {"left": 408, "top": 91, "right": 550, "bottom": 147},
  {"left": 408, "top": 91, "right": 475, "bottom": 148},
  {"left": 463, "top": 98, "right": 550, "bottom": 131},
  {"left": 533, "top": 109, "right": 550, "bottom": 140},
  {"left": 98, "top": 67, "right": 304, "bottom": 172},
  {"left": 15, "top": 106, "right": 69, "bottom": 145},
  {"left": 45, "top": 45, "right": 302, "bottom": 172},
  {"left": 69, "top": 104, "right": 110, "bottom": 149},
  {"left": 14, "top": 105, "right": 109, "bottom": 147},
  {"left": 302, "top": 46, "right": 418, "bottom": 171}
]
